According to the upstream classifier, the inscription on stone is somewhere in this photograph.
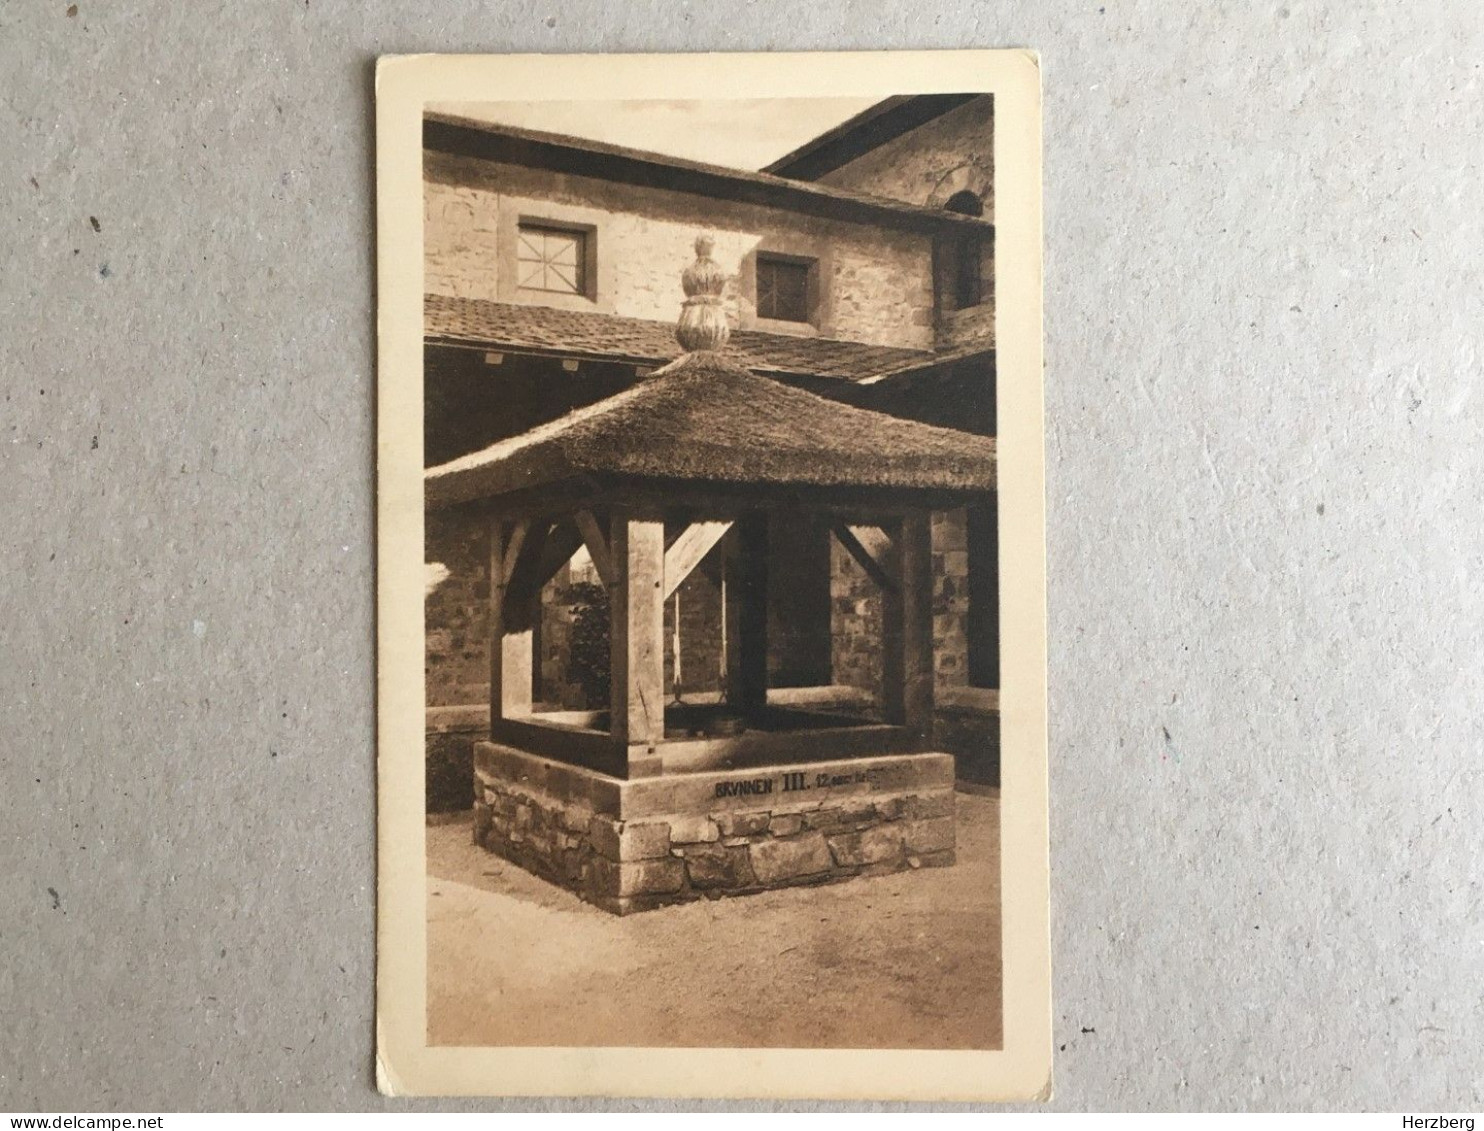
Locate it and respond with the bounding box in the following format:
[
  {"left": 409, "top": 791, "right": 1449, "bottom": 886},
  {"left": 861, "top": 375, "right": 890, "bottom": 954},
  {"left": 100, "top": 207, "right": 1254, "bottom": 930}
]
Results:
[
  {"left": 713, "top": 767, "right": 879, "bottom": 800},
  {"left": 713, "top": 777, "right": 774, "bottom": 798}
]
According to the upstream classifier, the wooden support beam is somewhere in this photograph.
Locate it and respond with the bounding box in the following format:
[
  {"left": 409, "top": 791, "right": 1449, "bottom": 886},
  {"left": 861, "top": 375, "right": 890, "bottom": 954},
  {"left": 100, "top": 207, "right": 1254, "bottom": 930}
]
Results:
[
  {"left": 880, "top": 513, "right": 934, "bottom": 738},
  {"left": 535, "top": 519, "right": 585, "bottom": 592},
  {"left": 506, "top": 519, "right": 583, "bottom": 607},
  {"left": 663, "top": 520, "right": 733, "bottom": 599},
  {"left": 609, "top": 513, "right": 666, "bottom": 762},
  {"left": 500, "top": 521, "right": 548, "bottom": 630},
  {"left": 501, "top": 519, "right": 530, "bottom": 586},
  {"left": 574, "top": 510, "right": 614, "bottom": 587},
  {"left": 831, "top": 523, "right": 899, "bottom": 593},
  {"left": 489, "top": 716, "right": 623, "bottom": 777},
  {"left": 724, "top": 514, "right": 768, "bottom": 716},
  {"left": 658, "top": 724, "right": 915, "bottom": 775},
  {"left": 488, "top": 518, "right": 533, "bottom": 724}
]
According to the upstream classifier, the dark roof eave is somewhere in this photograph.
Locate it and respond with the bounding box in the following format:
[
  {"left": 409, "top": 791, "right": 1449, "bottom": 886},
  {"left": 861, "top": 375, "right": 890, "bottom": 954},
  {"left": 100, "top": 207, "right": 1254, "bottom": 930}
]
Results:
[
  {"left": 424, "top": 112, "right": 993, "bottom": 238},
  {"left": 428, "top": 473, "right": 993, "bottom": 516},
  {"left": 425, "top": 334, "right": 663, "bottom": 370},
  {"left": 763, "top": 94, "right": 983, "bottom": 180},
  {"left": 427, "top": 334, "right": 876, "bottom": 382},
  {"left": 860, "top": 341, "right": 997, "bottom": 383}
]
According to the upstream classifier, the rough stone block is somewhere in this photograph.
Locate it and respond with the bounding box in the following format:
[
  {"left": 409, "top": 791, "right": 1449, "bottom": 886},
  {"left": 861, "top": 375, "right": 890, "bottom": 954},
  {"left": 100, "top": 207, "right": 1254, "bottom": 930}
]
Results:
[
  {"left": 909, "top": 792, "right": 956, "bottom": 820},
  {"left": 874, "top": 796, "right": 910, "bottom": 821},
  {"left": 668, "top": 815, "right": 720, "bottom": 844},
  {"left": 828, "top": 824, "right": 906, "bottom": 868},
  {"left": 472, "top": 801, "right": 492, "bottom": 842},
  {"left": 769, "top": 813, "right": 804, "bottom": 836},
  {"left": 684, "top": 844, "right": 755, "bottom": 889},
  {"left": 715, "top": 811, "right": 770, "bottom": 838},
  {"left": 589, "top": 856, "right": 686, "bottom": 898},
  {"left": 804, "top": 806, "right": 849, "bottom": 831},
  {"left": 907, "top": 849, "right": 956, "bottom": 870},
  {"left": 560, "top": 849, "right": 584, "bottom": 882},
  {"left": 587, "top": 815, "right": 622, "bottom": 859},
  {"left": 749, "top": 834, "right": 833, "bottom": 884},
  {"left": 589, "top": 816, "right": 671, "bottom": 862},
  {"left": 906, "top": 816, "right": 956, "bottom": 855},
  {"left": 859, "top": 860, "right": 909, "bottom": 878},
  {"left": 619, "top": 821, "right": 672, "bottom": 861}
]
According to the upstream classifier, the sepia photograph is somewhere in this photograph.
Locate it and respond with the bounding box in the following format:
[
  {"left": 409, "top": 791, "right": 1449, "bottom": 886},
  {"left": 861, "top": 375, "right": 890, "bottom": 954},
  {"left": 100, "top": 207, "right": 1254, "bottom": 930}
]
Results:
[{"left": 376, "top": 50, "right": 1047, "bottom": 1100}]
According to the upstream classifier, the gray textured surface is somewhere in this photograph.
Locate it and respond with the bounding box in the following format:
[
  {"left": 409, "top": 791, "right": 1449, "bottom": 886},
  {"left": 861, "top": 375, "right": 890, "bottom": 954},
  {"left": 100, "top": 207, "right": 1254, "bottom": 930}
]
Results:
[{"left": 2, "top": 0, "right": 1480, "bottom": 1112}]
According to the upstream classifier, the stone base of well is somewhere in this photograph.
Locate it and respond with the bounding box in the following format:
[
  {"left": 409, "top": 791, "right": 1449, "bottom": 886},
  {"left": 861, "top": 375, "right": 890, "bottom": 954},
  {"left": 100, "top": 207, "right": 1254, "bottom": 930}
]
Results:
[{"left": 472, "top": 741, "right": 957, "bottom": 914}]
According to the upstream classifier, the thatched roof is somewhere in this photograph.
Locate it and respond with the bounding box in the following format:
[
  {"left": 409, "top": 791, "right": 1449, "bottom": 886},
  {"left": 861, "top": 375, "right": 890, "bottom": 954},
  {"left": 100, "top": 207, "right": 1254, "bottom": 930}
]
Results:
[
  {"left": 425, "top": 294, "right": 936, "bottom": 382},
  {"left": 425, "top": 351, "right": 996, "bottom": 509}
]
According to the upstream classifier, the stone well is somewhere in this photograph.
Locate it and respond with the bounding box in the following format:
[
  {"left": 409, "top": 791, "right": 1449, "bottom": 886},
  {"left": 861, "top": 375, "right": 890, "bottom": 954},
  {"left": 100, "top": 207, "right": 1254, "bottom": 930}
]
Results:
[{"left": 473, "top": 743, "right": 956, "bottom": 915}]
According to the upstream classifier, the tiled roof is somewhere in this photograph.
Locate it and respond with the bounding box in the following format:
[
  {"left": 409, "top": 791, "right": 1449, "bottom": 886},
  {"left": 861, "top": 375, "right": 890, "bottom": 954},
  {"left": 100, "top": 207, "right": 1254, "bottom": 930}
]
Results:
[{"left": 425, "top": 294, "right": 935, "bottom": 382}]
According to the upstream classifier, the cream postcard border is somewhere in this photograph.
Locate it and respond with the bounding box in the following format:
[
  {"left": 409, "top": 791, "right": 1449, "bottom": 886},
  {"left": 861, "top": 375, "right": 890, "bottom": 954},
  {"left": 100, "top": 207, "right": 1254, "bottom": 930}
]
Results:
[{"left": 375, "top": 49, "right": 1047, "bottom": 1101}]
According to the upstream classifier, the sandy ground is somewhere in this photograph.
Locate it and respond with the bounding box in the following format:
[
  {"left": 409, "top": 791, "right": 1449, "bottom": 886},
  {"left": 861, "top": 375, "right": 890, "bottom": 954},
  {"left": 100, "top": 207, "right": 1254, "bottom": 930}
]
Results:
[{"left": 426, "top": 790, "right": 1001, "bottom": 1050}]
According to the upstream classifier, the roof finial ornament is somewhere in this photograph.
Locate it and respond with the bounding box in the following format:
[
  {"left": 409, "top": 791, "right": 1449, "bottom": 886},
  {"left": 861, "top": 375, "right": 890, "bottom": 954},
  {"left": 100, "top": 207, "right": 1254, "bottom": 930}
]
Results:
[{"left": 676, "top": 233, "right": 730, "bottom": 353}]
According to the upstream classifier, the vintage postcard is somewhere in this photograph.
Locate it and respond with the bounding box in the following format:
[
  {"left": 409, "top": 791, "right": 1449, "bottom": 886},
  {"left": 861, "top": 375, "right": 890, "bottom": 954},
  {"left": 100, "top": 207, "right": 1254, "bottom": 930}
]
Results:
[{"left": 376, "top": 50, "right": 1047, "bottom": 1101}]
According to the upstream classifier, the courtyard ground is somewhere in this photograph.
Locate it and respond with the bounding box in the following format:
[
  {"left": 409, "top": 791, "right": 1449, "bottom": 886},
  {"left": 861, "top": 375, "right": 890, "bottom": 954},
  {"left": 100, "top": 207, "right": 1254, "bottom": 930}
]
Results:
[{"left": 426, "top": 789, "right": 1001, "bottom": 1050}]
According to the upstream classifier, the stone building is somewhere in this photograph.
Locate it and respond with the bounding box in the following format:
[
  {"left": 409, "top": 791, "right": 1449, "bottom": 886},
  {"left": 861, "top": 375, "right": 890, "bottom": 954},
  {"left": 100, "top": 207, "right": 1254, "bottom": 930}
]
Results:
[{"left": 424, "top": 96, "right": 1000, "bottom": 806}]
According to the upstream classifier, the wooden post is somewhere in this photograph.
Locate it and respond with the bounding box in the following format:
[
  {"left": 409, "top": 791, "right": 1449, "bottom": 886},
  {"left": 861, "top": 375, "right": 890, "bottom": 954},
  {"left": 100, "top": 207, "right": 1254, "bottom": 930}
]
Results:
[
  {"left": 609, "top": 511, "right": 666, "bottom": 772},
  {"left": 881, "top": 513, "right": 934, "bottom": 740},
  {"left": 724, "top": 513, "right": 768, "bottom": 717},
  {"left": 489, "top": 518, "right": 533, "bottom": 728}
]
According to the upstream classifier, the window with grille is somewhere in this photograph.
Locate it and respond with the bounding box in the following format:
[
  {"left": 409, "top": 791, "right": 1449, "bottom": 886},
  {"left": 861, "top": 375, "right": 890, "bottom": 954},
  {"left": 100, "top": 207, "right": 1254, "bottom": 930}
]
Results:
[
  {"left": 516, "top": 223, "right": 587, "bottom": 295},
  {"left": 755, "top": 255, "right": 811, "bottom": 323}
]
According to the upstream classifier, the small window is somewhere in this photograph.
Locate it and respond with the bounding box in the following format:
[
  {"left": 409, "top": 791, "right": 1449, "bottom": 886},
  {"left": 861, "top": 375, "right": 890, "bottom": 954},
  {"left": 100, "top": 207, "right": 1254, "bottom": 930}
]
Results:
[
  {"left": 517, "top": 223, "right": 586, "bottom": 295},
  {"left": 756, "top": 255, "right": 811, "bottom": 323},
  {"left": 944, "top": 191, "right": 986, "bottom": 311},
  {"left": 944, "top": 189, "right": 984, "bottom": 218},
  {"left": 953, "top": 241, "right": 983, "bottom": 310}
]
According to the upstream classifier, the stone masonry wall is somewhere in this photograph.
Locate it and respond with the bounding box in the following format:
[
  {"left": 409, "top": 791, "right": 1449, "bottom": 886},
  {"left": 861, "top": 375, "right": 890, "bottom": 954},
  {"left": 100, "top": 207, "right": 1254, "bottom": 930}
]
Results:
[
  {"left": 814, "top": 96, "right": 995, "bottom": 220},
  {"left": 939, "top": 290, "right": 997, "bottom": 351},
  {"left": 931, "top": 508, "right": 973, "bottom": 693},
  {"left": 425, "top": 511, "right": 492, "bottom": 708},
  {"left": 473, "top": 744, "right": 956, "bottom": 915},
  {"left": 830, "top": 535, "right": 883, "bottom": 701},
  {"left": 424, "top": 151, "right": 936, "bottom": 350},
  {"left": 811, "top": 96, "right": 995, "bottom": 353},
  {"left": 829, "top": 510, "right": 974, "bottom": 702}
]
